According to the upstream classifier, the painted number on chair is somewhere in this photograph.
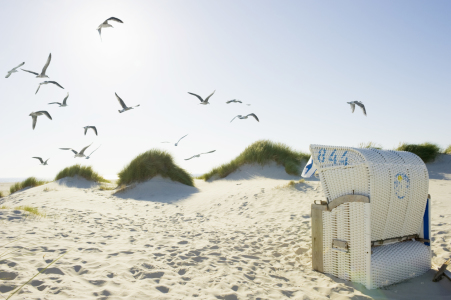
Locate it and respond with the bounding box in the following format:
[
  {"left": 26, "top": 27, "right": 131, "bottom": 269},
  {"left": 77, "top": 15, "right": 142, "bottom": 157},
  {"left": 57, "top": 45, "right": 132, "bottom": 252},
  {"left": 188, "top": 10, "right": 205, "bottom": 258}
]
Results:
[{"left": 317, "top": 149, "right": 348, "bottom": 166}]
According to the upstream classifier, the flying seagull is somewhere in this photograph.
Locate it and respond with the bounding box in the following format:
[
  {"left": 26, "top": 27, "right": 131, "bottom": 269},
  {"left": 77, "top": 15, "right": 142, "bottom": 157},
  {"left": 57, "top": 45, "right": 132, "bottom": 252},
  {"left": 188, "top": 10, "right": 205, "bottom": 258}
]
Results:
[
  {"left": 5, "top": 62, "right": 25, "bottom": 78},
  {"left": 85, "top": 145, "right": 101, "bottom": 159},
  {"left": 185, "top": 150, "right": 216, "bottom": 161},
  {"left": 60, "top": 143, "right": 92, "bottom": 158},
  {"left": 29, "top": 111, "right": 52, "bottom": 130},
  {"left": 347, "top": 101, "right": 367, "bottom": 116},
  {"left": 21, "top": 53, "right": 51, "bottom": 78},
  {"left": 175, "top": 134, "right": 188, "bottom": 146},
  {"left": 36, "top": 81, "right": 64, "bottom": 94},
  {"left": 32, "top": 157, "right": 49, "bottom": 165},
  {"left": 97, "top": 17, "right": 124, "bottom": 40},
  {"left": 230, "top": 113, "right": 259, "bottom": 123},
  {"left": 83, "top": 126, "right": 98, "bottom": 136},
  {"left": 188, "top": 90, "right": 215, "bottom": 105},
  {"left": 226, "top": 99, "right": 242, "bottom": 104},
  {"left": 116, "top": 92, "right": 140, "bottom": 113},
  {"left": 48, "top": 92, "right": 69, "bottom": 107}
]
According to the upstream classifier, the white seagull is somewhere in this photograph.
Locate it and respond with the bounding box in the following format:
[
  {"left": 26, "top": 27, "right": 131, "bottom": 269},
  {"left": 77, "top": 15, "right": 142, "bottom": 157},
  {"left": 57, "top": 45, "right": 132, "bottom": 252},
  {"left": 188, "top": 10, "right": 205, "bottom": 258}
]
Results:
[
  {"left": 83, "top": 126, "right": 98, "bottom": 136},
  {"left": 97, "top": 17, "right": 124, "bottom": 40},
  {"left": 5, "top": 62, "right": 25, "bottom": 78},
  {"left": 185, "top": 150, "right": 216, "bottom": 161},
  {"left": 347, "top": 101, "right": 367, "bottom": 116},
  {"left": 48, "top": 92, "right": 69, "bottom": 107},
  {"left": 21, "top": 53, "right": 51, "bottom": 78},
  {"left": 116, "top": 92, "right": 140, "bottom": 113},
  {"left": 175, "top": 134, "right": 188, "bottom": 146},
  {"left": 36, "top": 81, "right": 64, "bottom": 94},
  {"left": 32, "top": 157, "right": 49, "bottom": 165},
  {"left": 85, "top": 145, "right": 101, "bottom": 159},
  {"left": 188, "top": 90, "right": 215, "bottom": 105},
  {"left": 60, "top": 143, "right": 92, "bottom": 158},
  {"left": 29, "top": 111, "right": 52, "bottom": 130},
  {"left": 230, "top": 113, "right": 259, "bottom": 123}
]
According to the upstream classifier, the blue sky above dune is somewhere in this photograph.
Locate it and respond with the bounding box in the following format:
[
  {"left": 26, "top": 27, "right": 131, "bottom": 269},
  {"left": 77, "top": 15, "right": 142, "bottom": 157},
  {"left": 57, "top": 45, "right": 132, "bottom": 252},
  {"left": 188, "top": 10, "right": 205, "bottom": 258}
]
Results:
[{"left": 1, "top": 0, "right": 450, "bottom": 179}]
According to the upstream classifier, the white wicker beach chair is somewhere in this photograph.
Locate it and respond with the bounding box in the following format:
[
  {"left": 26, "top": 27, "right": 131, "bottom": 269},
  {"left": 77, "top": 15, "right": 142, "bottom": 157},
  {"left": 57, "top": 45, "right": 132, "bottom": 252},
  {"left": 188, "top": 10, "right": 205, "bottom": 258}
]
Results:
[{"left": 310, "top": 144, "right": 431, "bottom": 289}]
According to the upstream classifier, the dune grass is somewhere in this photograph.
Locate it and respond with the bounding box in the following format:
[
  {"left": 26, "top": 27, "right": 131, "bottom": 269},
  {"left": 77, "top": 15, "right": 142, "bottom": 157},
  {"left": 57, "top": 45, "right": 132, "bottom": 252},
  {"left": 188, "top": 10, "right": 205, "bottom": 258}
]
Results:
[
  {"left": 444, "top": 145, "right": 451, "bottom": 155},
  {"left": 395, "top": 142, "right": 441, "bottom": 163},
  {"left": 358, "top": 142, "right": 382, "bottom": 149},
  {"left": 199, "top": 140, "right": 310, "bottom": 181},
  {"left": 55, "top": 164, "right": 109, "bottom": 183},
  {"left": 0, "top": 191, "right": 4, "bottom": 198},
  {"left": 9, "top": 177, "right": 48, "bottom": 194},
  {"left": 117, "top": 149, "right": 194, "bottom": 186}
]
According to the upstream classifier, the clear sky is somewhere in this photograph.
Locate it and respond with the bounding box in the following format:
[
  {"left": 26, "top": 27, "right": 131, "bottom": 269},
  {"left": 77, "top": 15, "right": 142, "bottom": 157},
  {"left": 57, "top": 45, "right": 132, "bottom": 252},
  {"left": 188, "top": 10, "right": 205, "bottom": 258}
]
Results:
[{"left": 1, "top": 0, "right": 450, "bottom": 179}]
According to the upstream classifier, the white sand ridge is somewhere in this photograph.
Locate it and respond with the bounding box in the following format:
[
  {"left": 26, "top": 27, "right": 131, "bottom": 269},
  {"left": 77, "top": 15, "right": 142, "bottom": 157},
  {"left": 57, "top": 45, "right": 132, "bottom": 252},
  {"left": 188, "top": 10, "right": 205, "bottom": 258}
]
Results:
[{"left": 0, "top": 161, "right": 451, "bottom": 299}]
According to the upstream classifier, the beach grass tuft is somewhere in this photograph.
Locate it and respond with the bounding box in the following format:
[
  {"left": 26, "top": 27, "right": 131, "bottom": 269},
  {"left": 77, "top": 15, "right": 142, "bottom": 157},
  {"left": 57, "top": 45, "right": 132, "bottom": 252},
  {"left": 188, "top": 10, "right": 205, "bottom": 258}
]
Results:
[
  {"left": 358, "top": 142, "right": 382, "bottom": 149},
  {"left": 395, "top": 142, "right": 441, "bottom": 163},
  {"left": 444, "top": 145, "right": 451, "bottom": 155},
  {"left": 14, "top": 206, "right": 46, "bottom": 218},
  {"left": 199, "top": 140, "right": 310, "bottom": 181},
  {"left": 55, "top": 164, "right": 109, "bottom": 183},
  {"left": 117, "top": 149, "right": 194, "bottom": 186},
  {"left": 0, "top": 191, "right": 4, "bottom": 198},
  {"left": 9, "top": 177, "right": 48, "bottom": 194}
]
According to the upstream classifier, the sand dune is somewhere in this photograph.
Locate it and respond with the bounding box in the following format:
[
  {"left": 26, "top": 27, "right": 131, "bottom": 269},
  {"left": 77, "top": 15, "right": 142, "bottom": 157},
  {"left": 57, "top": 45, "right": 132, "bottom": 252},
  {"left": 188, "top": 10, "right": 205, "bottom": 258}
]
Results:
[{"left": 1, "top": 158, "right": 451, "bottom": 299}]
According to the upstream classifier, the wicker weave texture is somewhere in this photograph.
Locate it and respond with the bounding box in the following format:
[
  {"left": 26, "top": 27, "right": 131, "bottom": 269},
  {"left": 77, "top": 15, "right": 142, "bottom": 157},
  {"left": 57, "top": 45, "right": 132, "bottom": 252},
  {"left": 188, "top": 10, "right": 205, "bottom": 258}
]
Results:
[
  {"left": 369, "top": 241, "right": 430, "bottom": 289},
  {"left": 322, "top": 202, "right": 371, "bottom": 286},
  {"left": 310, "top": 145, "right": 429, "bottom": 241}
]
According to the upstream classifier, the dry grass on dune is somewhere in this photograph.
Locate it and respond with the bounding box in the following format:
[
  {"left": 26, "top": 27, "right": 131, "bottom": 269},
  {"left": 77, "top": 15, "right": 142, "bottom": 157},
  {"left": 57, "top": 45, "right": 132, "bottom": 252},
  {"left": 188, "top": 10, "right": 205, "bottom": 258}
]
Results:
[
  {"left": 396, "top": 142, "right": 441, "bottom": 163},
  {"left": 358, "top": 141, "right": 383, "bottom": 149},
  {"left": 0, "top": 191, "right": 4, "bottom": 198},
  {"left": 117, "top": 149, "right": 194, "bottom": 186},
  {"left": 55, "top": 164, "right": 109, "bottom": 183},
  {"left": 199, "top": 140, "right": 310, "bottom": 181},
  {"left": 9, "top": 177, "right": 48, "bottom": 194},
  {"left": 444, "top": 145, "right": 451, "bottom": 155}
]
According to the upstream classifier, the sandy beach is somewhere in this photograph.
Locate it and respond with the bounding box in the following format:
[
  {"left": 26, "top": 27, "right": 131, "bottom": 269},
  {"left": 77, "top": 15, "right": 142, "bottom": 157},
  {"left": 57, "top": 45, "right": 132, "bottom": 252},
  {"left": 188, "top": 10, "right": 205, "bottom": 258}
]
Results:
[{"left": 1, "top": 159, "right": 451, "bottom": 299}]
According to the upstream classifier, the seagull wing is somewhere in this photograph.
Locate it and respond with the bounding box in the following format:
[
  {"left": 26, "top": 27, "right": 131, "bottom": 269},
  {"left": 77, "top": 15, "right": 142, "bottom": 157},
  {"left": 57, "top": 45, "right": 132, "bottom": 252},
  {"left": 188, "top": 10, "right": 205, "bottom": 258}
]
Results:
[
  {"left": 44, "top": 158, "right": 50, "bottom": 164},
  {"left": 91, "top": 126, "right": 98, "bottom": 136},
  {"left": 35, "top": 84, "right": 41, "bottom": 94},
  {"left": 226, "top": 100, "right": 233, "bottom": 103},
  {"left": 187, "top": 92, "right": 204, "bottom": 102},
  {"left": 184, "top": 155, "right": 196, "bottom": 161},
  {"left": 32, "top": 116, "right": 37, "bottom": 130},
  {"left": 247, "top": 113, "right": 259, "bottom": 122},
  {"left": 79, "top": 144, "right": 92, "bottom": 155},
  {"left": 204, "top": 90, "right": 216, "bottom": 103},
  {"left": 97, "top": 28, "right": 102, "bottom": 41},
  {"left": 88, "top": 145, "right": 101, "bottom": 157},
  {"left": 5, "top": 72, "right": 11, "bottom": 78},
  {"left": 21, "top": 69, "right": 39, "bottom": 75},
  {"left": 48, "top": 81, "right": 64, "bottom": 89},
  {"left": 200, "top": 150, "right": 216, "bottom": 155},
  {"left": 106, "top": 17, "right": 124, "bottom": 23},
  {"left": 41, "top": 53, "right": 51, "bottom": 75},
  {"left": 356, "top": 102, "right": 367, "bottom": 116},
  {"left": 60, "top": 148, "right": 78, "bottom": 154},
  {"left": 37, "top": 111, "right": 52, "bottom": 120},
  {"left": 237, "top": 100, "right": 242, "bottom": 103},
  {"left": 133, "top": 104, "right": 140, "bottom": 108},
  {"left": 349, "top": 102, "right": 355, "bottom": 113},
  {"left": 32, "top": 157, "right": 44, "bottom": 164},
  {"left": 230, "top": 115, "right": 239, "bottom": 123},
  {"left": 84, "top": 127, "right": 88, "bottom": 135},
  {"left": 176, "top": 134, "right": 188, "bottom": 144},
  {"left": 12, "top": 62, "right": 25, "bottom": 71},
  {"left": 115, "top": 93, "right": 127, "bottom": 109},
  {"left": 48, "top": 102, "right": 61, "bottom": 105},
  {"left": 62, "top": 93, "right": 69, "bottom": 105}
]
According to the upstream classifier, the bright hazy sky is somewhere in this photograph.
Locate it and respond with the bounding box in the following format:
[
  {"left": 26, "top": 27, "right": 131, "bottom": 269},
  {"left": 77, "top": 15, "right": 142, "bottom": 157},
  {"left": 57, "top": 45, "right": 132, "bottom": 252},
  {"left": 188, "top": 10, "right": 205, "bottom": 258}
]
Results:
[{"left": 1, "top": 1, "right": 450, "bottom": 179}]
